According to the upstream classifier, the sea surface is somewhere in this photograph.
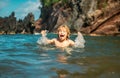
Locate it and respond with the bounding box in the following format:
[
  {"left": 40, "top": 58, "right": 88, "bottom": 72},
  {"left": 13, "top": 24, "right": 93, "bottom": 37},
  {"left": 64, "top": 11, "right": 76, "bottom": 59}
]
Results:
[{"left": 0, "top": 34, "right": 120, "bottom": 78}]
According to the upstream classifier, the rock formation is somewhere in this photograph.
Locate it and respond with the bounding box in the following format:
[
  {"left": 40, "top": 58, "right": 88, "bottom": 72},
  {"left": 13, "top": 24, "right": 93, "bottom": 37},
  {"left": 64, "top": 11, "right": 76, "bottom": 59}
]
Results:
[
  {"left": 0, "top": 12, "right": 35, "bottom": 34},
  {"left": 38, "top": 0, "right": 120, "bottom": 36},
  {"left": 0, "top": 0, "right": 120, "bottom": 36},
  {"left": 81, "top": 0, "right": 120, "bottom": 36}
]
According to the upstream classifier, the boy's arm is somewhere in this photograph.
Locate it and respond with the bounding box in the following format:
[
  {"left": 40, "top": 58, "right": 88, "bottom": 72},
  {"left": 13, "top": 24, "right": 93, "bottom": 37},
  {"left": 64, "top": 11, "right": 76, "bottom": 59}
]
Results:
[
  {"left": 47, "top": 39, "right": 55, "bottom": 44},
  {"left": 69, "top": 32, "right": 82, "bottom": 46},
  {"left": 41, "top": 30, "right": 55, "bottom": 44},
  {"left": 69, "top": 40, "right": 75, "bottom": 46}
]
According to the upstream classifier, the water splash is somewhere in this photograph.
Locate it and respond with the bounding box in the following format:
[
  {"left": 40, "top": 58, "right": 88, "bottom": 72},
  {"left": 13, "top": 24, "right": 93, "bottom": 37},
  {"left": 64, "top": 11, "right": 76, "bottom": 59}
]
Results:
[
  {"left": 74, "top": 32, "right": 85, "bottom": 48},
  {"left": 37, "top": 33, "right": 48, "bottom": 45}
]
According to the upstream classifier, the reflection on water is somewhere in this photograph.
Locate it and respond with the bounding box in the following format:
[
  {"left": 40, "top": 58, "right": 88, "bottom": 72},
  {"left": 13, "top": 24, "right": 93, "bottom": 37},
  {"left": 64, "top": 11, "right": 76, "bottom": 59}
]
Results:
[{"left": 0, "top": 34, "right": 120, "bottom": 78}]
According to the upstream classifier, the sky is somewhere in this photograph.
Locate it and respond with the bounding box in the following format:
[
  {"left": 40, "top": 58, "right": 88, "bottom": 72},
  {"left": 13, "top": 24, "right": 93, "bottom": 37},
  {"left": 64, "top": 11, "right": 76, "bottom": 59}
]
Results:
[{"left": 0, "top": 0, "right": 42, "bottom": 20}]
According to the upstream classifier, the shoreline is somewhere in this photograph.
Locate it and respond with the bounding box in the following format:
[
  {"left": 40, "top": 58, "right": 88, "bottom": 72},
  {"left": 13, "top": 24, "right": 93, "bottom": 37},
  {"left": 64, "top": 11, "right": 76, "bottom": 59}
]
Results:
[{"left": 0, "top": 32, "right": 120, "bottom": 36}]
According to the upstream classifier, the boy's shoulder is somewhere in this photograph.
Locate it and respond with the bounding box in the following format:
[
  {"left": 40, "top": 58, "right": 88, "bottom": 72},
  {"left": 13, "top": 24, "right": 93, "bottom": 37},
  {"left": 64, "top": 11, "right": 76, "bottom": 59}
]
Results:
[
  {"left": 51, "top": 38, "right": 57, "bottom": 41},
  {"left": 68, "top": 39, "right": 75, "bottom": 45},
  {"left": 68, "top": 39, "right": 74, "bottom": 42}
]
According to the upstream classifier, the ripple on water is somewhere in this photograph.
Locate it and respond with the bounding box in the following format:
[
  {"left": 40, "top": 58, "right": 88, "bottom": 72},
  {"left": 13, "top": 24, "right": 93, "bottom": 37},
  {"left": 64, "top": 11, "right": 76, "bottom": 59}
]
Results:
[{"left": 0, "top": 35, "right": 120, "bottom": 78}]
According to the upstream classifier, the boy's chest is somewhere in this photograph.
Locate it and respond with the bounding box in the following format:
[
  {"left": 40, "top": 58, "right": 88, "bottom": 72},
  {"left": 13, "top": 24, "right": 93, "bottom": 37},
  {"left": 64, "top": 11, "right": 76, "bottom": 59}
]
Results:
[{"left": 54, "top": 40, "right": 70, "bottom": 47}]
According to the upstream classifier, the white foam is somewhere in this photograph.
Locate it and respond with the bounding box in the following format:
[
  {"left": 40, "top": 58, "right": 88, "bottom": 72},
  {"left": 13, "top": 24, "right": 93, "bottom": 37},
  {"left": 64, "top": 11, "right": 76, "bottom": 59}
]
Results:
[
  {"left": 74, "top": 32, "right": 85, "bottom": 48},
  {"left": 37, "top": 34, "right": 48, "bottom": 45}
]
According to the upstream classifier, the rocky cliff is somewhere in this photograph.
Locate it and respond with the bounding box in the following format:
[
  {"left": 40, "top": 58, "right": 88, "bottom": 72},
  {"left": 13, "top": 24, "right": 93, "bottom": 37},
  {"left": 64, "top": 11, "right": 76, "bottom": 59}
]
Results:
[
  {"left": 35, "top": 0, "right": 120, "bottom": 36},
  {"left": 0, "top": 12, "right": 35, "bottom": 34}
]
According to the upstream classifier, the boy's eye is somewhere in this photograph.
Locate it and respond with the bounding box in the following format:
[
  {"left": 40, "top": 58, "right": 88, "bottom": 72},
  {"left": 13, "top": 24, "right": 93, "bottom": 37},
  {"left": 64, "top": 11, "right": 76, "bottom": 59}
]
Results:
[{"left": 60, "top": 31, "right": 66, "bottom": 32}]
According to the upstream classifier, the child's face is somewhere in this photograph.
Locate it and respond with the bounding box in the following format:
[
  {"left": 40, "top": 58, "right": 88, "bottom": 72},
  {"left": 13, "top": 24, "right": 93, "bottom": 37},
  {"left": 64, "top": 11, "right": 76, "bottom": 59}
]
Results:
[{"left": 58, "top": 27, "right": 68, "bottom": 41}]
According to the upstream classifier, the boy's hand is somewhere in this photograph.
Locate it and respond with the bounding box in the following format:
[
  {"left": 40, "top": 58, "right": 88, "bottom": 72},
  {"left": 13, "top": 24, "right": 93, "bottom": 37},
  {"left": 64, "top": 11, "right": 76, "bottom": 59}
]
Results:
[
  {"left": 41, "top": 30, "right": 47, "bottom": 36},
  {"left": 77, "top": 32, "right": 81, "bottom": 35}
]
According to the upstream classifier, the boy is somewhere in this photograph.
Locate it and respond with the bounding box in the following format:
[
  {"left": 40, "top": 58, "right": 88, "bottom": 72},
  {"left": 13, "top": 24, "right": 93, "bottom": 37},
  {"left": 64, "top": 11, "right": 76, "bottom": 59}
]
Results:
[{"left": 39, "top": 25, "right": 84, "bottom": 48}]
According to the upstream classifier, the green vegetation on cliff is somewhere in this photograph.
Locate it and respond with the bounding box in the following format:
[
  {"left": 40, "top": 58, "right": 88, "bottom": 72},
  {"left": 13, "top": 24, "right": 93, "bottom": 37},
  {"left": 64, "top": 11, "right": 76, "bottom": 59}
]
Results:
[{"left": 40, "top": 0, "right": 67, "bottom": 7}]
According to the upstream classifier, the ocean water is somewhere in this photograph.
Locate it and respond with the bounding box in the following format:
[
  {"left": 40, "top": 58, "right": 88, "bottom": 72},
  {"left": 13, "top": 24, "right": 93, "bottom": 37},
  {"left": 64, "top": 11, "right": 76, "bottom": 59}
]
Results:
[{"left": 0, "top": 34, "right": 120, "bottom": 78}]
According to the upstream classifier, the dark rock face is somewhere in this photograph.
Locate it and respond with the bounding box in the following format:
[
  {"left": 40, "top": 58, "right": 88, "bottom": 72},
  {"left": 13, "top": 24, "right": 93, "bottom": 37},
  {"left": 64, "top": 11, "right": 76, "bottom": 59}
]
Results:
[
  {"left": 0, "top": 12, "right": 35, "bottom": 34},
  {"left": 81, "top": 0, "right": 120, "bottom": 36},
  {"left": 22, "top": 13, "right": 35, "bottom": 34},
  {"left": 0, "top": 12, "right": 16, "bottom": 34},
  {"left": 39, "top": 0, "right": 120, "bottom": 36},
  {"left": 39, "top": 0, "right": 97, "bottom": 32}
]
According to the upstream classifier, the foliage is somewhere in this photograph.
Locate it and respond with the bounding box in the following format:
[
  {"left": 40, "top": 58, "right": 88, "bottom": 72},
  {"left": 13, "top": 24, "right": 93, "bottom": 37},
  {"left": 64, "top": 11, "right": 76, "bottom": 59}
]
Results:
[
  {"left": 102, "top": 1, "right": 108, "bottom": 8},
  {"left": 97, "top": 0, "right": 108, "bottom": 9},
  {"left": 40, "top": 0, "right": 68, "bottom": 7}
]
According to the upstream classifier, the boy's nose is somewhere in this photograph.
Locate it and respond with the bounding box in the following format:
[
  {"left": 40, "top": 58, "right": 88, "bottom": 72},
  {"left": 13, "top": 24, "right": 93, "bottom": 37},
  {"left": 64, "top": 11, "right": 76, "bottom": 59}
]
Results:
[{"left": 61, "top": 31, "right": 64, "bottom": 33}]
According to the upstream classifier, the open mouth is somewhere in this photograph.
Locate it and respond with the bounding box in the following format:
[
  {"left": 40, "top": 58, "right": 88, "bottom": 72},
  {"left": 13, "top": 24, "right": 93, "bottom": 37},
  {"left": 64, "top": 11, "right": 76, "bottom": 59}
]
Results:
[{"left": 60, "top": 35, "right": 64, "bottom": 37}]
